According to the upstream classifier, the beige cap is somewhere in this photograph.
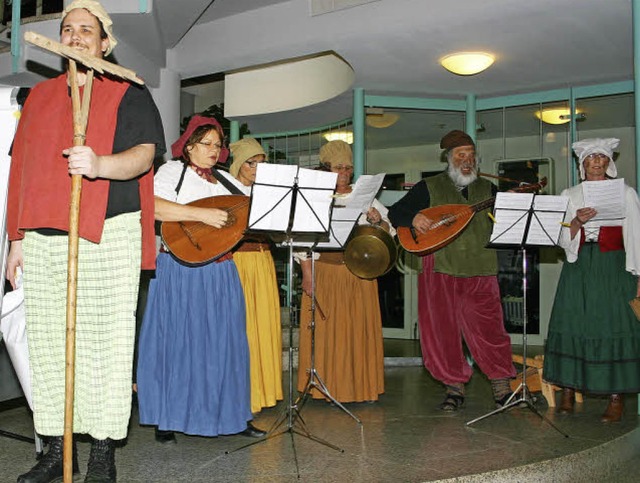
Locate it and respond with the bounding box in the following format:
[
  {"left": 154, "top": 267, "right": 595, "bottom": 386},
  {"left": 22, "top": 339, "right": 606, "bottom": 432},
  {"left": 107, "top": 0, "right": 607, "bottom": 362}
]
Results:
[
  {"left": 229, "top": 138, "right": 266, "bottom": 178},
  {"left": 319, "top": 140, "right": 352, "bottom": 167},
  {"left": 62, "top": 0, "right": 117, "bottom": 56}
]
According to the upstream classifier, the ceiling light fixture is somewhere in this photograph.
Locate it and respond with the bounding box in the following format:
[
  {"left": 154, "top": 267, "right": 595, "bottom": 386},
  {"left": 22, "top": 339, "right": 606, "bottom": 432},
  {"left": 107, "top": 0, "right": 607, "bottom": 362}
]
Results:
[
  {"left": 323, "top": 131, "right": 353, "bottom": 144},
  {"left": 535, "top": 108, "right": 584, "bottom": 125},
  {"left": 366, "top": 109, "right": 399, "bottom": 129},
  {"left": 440, "top": 52, "right": 495, "bottom": 76}
]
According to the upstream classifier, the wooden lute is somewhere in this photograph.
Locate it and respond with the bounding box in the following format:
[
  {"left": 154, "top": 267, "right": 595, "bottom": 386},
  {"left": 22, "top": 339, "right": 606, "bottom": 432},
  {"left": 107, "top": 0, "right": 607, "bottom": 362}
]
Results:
[
  {"left": 397, "top": 177, "right": 547, "bottom": 255},
  {"left": 161, "top": 195, "right": 250, "bottom": 265}
]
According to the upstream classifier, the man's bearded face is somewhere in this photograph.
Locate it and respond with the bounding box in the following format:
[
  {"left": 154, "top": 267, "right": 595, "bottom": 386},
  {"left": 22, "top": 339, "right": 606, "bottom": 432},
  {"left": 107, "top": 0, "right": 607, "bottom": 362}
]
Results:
[{"left": 447, "top": 145, "right": 477, "bottom": 187}]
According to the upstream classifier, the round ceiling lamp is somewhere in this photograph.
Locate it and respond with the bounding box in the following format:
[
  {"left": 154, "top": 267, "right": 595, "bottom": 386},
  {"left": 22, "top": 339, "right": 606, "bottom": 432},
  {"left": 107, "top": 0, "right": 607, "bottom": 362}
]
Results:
[
  {"left": 323, "top": 131, "right": 353, "bottom": 144},
  {"left": 366, "top": 113, "right": 400, "bottom": 129},
  {"left": 440, "top": 52, "right": 495, "bottom": 76},
  {"left": 535, "top": 108, "right": 582, "bottom": 125}
]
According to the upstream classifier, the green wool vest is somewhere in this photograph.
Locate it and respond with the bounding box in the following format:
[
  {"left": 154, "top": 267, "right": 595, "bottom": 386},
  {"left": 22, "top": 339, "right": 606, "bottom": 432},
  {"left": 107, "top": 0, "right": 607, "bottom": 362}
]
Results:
[{"left": 425, "top": 172, "right": 498, "bottom": 277}]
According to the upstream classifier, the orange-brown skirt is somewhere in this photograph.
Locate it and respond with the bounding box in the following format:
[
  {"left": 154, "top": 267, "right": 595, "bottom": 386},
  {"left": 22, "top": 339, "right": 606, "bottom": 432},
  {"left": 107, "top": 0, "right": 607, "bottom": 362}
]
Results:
[{"left": 297, "top": 260, "right": 384, "bottom": 403}]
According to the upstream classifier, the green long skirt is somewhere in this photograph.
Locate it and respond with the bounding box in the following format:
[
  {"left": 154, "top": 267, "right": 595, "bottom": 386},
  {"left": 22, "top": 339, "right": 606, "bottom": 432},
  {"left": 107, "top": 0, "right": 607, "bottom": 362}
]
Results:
[{"left": 544, "top": 244, "right": 640, "bottom": 394}]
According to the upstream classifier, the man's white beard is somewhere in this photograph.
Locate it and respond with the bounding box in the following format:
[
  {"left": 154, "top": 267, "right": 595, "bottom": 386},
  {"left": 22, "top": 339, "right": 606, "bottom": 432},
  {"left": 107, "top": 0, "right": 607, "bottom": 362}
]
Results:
[{"left": 448, "top": 163, "right": 477, "bottom": 187}]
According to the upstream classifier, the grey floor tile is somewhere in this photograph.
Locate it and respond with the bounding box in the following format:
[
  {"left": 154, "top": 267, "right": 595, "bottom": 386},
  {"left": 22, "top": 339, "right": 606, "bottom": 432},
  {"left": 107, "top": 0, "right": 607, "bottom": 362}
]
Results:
[{"left": 1, "top": 365, "right": 638, "bottom": 482}]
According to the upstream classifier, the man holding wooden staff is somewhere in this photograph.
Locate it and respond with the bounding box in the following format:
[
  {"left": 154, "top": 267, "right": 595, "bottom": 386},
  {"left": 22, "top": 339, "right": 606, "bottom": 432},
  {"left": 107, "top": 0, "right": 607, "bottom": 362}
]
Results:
[
  {"left": 6, "top": 1, "right": 165, "bottom": 481},
  {"left": 388, "top": 130, "right": 515, "bottom": 413}
]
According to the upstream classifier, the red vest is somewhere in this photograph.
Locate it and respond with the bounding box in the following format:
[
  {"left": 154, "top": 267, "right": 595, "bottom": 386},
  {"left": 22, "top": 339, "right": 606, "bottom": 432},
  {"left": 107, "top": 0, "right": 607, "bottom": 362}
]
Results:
[
  {"left": 579, "top": 225, "right": 624, "bottom": 252},
  {"left": 7, "top": 74, "right": 156, "bottom": 269}
]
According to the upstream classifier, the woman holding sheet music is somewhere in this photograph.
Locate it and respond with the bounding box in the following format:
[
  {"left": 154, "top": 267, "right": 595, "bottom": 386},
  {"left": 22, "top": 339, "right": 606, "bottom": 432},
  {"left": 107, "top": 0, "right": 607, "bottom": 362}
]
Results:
[
  {"left": 544, "top": 137, "right": 640, "bottom": 423},
  {"left": 296, "top": 140, "right": 393, "bottom": 403}
]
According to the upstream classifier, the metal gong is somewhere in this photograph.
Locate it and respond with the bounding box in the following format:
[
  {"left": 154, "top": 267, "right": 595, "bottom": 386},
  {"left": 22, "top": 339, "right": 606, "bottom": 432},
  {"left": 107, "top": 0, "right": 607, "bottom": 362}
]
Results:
[{"left": 344, "top": 224, "right": 397, "bottom": 279}]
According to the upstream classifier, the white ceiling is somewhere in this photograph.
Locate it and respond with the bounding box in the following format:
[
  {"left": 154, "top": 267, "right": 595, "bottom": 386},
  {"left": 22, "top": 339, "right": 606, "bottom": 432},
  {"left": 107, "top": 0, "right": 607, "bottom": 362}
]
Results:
[
  {"left": 20, "top": 0, "right": 632, "bottom": 147},
  {"left": 179, "top": 0, "right": 632, "bottom": 97},
  {"left": 160, "top": 0, "right": 634, "bottom": 144}
]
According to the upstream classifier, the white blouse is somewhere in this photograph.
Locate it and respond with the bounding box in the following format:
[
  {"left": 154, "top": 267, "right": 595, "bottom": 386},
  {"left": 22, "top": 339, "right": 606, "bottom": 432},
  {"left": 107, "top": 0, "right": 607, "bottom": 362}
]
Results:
[
  {"left": 559, "top": 181, "right": 640, "bottom": 276},
  {"left": 154, "top": 159, "right": 244, "bottom": 204}
]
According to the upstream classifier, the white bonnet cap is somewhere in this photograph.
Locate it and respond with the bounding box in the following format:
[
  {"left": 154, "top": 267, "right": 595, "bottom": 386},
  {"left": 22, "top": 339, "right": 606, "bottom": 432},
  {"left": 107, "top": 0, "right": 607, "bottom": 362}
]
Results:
[{"left": 571, "top": 137, "right": 619, "bottom": 180}]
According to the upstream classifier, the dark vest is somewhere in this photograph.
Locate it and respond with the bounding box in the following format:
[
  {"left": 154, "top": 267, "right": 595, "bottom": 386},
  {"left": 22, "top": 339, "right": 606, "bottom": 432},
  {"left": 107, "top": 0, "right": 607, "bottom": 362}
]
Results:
[{"left": 425, "top": 172, "right": 498, "bottom": 277}]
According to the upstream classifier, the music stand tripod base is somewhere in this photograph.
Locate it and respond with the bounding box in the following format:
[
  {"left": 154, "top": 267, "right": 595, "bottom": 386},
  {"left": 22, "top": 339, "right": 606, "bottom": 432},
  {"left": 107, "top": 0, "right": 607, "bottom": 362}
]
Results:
[
  {"left": 225, "top": 240, "right": 348, "bottom": 475},
  {"left": 465, "top": 247, "right": 569, "bottom": 438},
  {"left": 227, "top": 166, "right": 361, "bottom": 475}
]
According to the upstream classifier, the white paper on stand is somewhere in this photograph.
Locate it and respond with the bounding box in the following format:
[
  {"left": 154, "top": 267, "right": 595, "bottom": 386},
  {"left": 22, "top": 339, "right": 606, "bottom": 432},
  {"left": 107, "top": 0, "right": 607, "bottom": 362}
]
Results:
[
  {"left": 248, "top": 164, "right": 337, "bottom": 233},
  {"left": 525, "top": 195, "right": 569, "bottom": 245},
  {"left": 308, "top": 207, "right": 362, "bottom": 249},
  {"left": 490, "top": 193, "right": 533, "bottom": 245},
  {"left": 489, "top": 192, "right": 569, "bottom": 247}
]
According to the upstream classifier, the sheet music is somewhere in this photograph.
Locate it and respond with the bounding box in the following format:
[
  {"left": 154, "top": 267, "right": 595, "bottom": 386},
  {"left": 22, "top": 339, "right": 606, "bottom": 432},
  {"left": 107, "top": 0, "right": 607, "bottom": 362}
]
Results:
[
  {"left": 249, "top": 164, "right": 295, "bottom": 231},
  {"left": 489, "top": 192, "right": 568, "bottom": 247},
  {"left": 525, "top": 195, "right": 569, "bottom": 245},
  {"left": 306, "top": 173, "right": 385, "bottom": 248},
  {"left": 296, "top": 207, "right": 361, "bottom": 249},
  {"left": 295, "top": 167, "right": 339, "bottom": 232},
  {"left": 494, "top": 192, "right": 534, "bottom": 210},
  {"left": 490, "top": 193, "right": 532, "bottom": 244},
  {"left": 333, "top": 173, "right": 385, "bottom": 210},
  {"left": 490, "top": 208, "right": 529, "bottom": 244},
  {"left": 249, "top": 163, "right": 337, "bottom": 232},
  {"left": 582, "top": 178, "right": 624, "bottom": 221}
]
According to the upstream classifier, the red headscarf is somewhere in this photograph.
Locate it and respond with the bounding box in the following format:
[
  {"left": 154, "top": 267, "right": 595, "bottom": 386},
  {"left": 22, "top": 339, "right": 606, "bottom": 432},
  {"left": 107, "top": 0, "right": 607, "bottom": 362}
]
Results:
[{"left": 170, "top": 115, "right": 229, "bottom": 164}]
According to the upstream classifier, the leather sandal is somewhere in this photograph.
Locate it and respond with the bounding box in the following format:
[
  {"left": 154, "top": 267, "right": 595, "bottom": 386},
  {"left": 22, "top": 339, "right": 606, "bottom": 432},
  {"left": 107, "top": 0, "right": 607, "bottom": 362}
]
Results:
[{"left": 439, "top": 394, "right": 464, "bottom": 412}]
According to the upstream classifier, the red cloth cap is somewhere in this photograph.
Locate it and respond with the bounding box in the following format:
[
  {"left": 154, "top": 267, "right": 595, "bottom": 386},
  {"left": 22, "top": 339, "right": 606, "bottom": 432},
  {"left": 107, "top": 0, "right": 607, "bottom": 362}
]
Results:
[{"left": 171, "top": 115, "right": 229, "bottom": 164}]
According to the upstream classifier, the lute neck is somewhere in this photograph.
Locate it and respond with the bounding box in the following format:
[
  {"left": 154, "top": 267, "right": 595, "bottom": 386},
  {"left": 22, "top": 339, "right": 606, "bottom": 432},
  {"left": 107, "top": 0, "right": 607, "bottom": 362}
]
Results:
[{"left": 469, "top": 176, "right": 548, "bottom": 213}]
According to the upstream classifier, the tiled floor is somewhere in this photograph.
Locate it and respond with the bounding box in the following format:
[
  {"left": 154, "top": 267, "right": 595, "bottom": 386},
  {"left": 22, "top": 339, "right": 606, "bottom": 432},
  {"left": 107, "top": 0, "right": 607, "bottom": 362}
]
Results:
[{"left": 1, "top": 355, "right": 638, "bottom": 482}]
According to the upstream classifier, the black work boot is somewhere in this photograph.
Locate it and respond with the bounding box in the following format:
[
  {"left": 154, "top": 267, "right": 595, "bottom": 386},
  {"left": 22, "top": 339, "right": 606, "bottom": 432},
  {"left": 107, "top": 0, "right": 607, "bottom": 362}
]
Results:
[
  {"left": 17, "top": 436, "right": 79, "bottom": 483},
  {"left": 84, "top": 438, "right": 116, "bottom": 483}
]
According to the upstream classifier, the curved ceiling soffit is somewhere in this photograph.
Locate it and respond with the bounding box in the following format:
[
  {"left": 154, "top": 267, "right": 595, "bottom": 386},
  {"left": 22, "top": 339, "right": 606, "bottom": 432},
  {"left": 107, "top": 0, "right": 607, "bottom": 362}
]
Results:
[{"left": 224, "top": 52, "right": 354, "bottom": 118}]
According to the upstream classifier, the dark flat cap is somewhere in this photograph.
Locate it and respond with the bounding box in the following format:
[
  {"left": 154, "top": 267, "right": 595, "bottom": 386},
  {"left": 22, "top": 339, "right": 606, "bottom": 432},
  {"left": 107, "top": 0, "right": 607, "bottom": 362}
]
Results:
[{"left": 440, "top": 130, "right": 475, "bottom": 150}]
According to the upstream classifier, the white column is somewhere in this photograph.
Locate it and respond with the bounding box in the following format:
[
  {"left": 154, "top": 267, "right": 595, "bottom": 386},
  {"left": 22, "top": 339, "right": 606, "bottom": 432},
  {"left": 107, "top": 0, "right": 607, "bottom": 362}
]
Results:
[{"left": 150, "top": 68, "right": 181, "bottom": 160}]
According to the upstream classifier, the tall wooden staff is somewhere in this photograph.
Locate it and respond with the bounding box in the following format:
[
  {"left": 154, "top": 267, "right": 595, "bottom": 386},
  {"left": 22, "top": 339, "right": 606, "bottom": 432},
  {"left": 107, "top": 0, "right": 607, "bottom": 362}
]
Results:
[{"left": 23, "top": 31, "right": 144, "bottom": 483}]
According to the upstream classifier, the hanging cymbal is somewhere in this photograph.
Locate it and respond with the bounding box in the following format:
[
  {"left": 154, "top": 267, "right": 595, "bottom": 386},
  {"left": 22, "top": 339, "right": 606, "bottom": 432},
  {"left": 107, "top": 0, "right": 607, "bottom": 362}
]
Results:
[{"left": 344, "top": 225, "right": 397, "bottom": 279}]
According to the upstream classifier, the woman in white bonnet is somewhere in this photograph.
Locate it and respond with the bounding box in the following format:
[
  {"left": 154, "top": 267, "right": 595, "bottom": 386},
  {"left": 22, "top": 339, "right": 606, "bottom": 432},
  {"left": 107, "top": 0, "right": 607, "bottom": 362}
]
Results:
[{"left": 543, "top": 137, "right": 640, "bottom": 422}]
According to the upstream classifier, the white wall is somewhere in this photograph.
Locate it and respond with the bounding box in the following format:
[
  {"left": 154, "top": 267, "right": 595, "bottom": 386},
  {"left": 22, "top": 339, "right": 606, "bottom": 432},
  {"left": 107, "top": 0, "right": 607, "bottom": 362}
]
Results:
[{"left": 149, "top": 68, "right": 181, "bottom": 161}]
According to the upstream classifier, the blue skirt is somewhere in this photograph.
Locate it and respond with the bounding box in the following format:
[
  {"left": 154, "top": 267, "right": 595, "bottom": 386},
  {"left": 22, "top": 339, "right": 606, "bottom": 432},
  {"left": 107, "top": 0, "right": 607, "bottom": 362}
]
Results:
[{"left": 137, "top": 253, "right": 252, "bottom": 436}]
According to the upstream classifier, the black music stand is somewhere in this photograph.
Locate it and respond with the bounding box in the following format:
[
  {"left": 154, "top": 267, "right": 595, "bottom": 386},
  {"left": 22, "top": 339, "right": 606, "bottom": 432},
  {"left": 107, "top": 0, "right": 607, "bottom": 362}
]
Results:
[
  {"left": 226, "top": 164, "right": 352, "bottom": 473},
  {"left": 466, "top": 192, "right": 569, "bottom": 438},
  {"left": 288, "top": 196, "right": 363, "bottom": 427}
]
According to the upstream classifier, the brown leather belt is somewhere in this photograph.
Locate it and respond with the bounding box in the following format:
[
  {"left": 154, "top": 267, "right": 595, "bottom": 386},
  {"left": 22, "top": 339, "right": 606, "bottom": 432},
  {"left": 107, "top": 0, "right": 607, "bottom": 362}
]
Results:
[
  {"left": 318, "top": 251, "right": 345, "bottom": 264},
  {"left": 235, "top": 241, "right": 270, "bottom": 252}
]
